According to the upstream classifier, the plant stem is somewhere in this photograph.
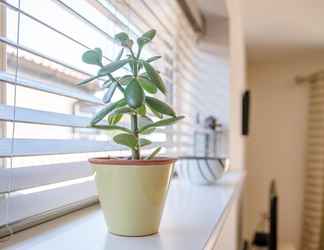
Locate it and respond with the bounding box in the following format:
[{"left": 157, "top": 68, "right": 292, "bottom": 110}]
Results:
[
  {"left": 108, "top": 73, "right": 124, "bottom": 93},
  {"left": 130, "top": 114, "right": 140, "bottom": 159}
]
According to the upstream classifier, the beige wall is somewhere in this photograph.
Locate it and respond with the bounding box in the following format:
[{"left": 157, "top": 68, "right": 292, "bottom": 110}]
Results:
[
  {"left": 244, "top": 53, "right": 324, "bottom": 248},
  {"left": 226, "top": 0, "right": 247, "bottom": 169}
]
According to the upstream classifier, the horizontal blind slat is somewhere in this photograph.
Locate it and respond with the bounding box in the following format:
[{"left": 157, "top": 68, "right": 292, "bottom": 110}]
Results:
[
  {"left": 0, "top": 71, "right": 102, "bottom": 104},
  {"left": 0, "top": 138, "right": 123, "bottom": 157},
  {"left": 0, "top": 161, "right": 92, "bottom": 193},
  {"left": 0, "top": 104, "right": 103, "bottom": 127},
  {"left": 0, "top": 35, "right": 94, "bottom": 77},
  {"left": 0, "top": 180, "right": 97, "bottom": 226},
  {"left": 0, "top": 104, "right": 93, "bottom": 127},
  {"left": 0, "top": 138, "right": 171, "bottom": 157}
]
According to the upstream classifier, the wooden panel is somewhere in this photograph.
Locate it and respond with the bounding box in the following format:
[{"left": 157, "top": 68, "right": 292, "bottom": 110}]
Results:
[
  {"left": 0, "top": 71, "right": 102, "bottom": 104},
  {"left": 0, "top": 161, "right": 92, "bottom": 193}
]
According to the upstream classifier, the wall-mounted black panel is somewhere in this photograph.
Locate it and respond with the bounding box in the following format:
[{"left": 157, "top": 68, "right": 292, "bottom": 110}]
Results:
[{"left": 242, "top": 90, "right": 250, "bottom": 136}]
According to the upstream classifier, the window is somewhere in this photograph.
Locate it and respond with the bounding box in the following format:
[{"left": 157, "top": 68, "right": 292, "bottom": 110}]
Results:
[{"left": 0, "top": 0, "right": 220, "bottom": 237}]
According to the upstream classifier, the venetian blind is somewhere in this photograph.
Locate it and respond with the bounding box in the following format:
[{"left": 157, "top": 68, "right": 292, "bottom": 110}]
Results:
[{"left": 0, "top": 0, "right": 202, "bottom": 237}]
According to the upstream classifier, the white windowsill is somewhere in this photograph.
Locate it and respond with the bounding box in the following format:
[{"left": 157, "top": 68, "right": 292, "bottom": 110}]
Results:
[{"left": 1, "top": 170, "right": 244, "bottom": 250}]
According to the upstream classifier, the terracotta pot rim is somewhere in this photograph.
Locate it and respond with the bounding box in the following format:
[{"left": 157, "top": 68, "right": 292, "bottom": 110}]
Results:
[{"left": 88, "top": 157, "right": 177, "bottom": 166}]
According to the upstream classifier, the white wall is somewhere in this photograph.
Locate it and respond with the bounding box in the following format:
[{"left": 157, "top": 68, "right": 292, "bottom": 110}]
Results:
[
  {"left": 226, "top": 0, "right": 247, "bottom": 169},
  {"left": 244, "top": 53, "right": 324, "bottom": 248}
]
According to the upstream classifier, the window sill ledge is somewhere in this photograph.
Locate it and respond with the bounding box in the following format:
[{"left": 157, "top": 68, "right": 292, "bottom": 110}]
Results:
[{"left": 1, "top": 170, "right": 244, "bottom": 250}]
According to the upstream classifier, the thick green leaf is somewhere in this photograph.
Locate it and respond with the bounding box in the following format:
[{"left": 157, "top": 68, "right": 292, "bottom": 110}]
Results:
[
  {"left": 145, "top": 97, "right": 175, "bottom": 117},
  {"left": 98, "top": 59, "right": 130, "bottom": 76},
  {"left": 113, "top": 133, "right": 138, "bottom": 149},
  {"left": 114, "top": 32, "right": 130, "bottom": 47},
  {"left": 124, "top": 79, "right": 145, "bottom": 108},
  {"left": 115, "top": 48, "right": 124, "bottom": 61},
  {"left": 146, "top": 104, "right": 163, "bottom": 119},
  {"left": 146, "top": 56, "right": 161, "bottom": 63},
  {"left": 139, "top": 116, "right": 185, "bottom": 133},
  {"left": 92, "top": 125, "right": 132, "bottom": 134},
  {"left": 139, "top": 138, "right": 152, "bottom": 147},
  {"left": 111, "top": 107, "right": 135, "bottom": 116},
  {"left": 137, "top": 104, "right": 146, "bottom": 116},
  {"left": 108, "top": 113, "right": 123, "bottom": 125},
  {"left": 103, "top": 82, "right": 117, "bottom": 103},
  {"left": 138, "top": 116, "right": 155, "bottom": 134},
  {"left": 82, "top": 48, "right": 102, "bottom": 66},
  {"left": 77, "top": 75, "right": 100, "bottom": 86},
  {"left": 145, "top": 146, "right": 161, "bottom": 160},
  {"left": 90, "top": 99, "right": 126, "bottom": 125},
  {"left": 142, "top": 62, "right": 166, "bottom": 94},
  {"left": 137, "top": 76, "right": 157, "bottom": 94},
  {"left": 137, "top": 29, "right": 156, "bottom": 48}
]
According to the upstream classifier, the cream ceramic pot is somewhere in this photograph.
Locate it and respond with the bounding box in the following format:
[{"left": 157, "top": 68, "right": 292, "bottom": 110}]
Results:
[{"left": 89, "top": 157, "right": 175, "bottom": 237}]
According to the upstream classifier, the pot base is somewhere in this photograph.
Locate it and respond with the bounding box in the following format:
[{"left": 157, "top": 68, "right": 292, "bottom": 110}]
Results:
[{"left": 108, "top": 231, "right": 158, "bottom": 237}]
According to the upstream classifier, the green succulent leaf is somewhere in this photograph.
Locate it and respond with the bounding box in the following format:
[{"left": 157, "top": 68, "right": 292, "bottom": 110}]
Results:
[
  {"left": 98, "top": 59, "right": 130, "bottom": 76},
  {"left": 77, "top": 75, "right": 100, "bottom": 86},
  {"left": 146, "top": 56, "right": 161, "bottom": 63},
  {"left": 137, "top": 29, "right": 156, "bottom": 48},
  {"left": 145, "top": 146, "right": 161, "bottom": 160},
  {"left": 142, "top": 61, "right": 166, "bottom": 94},
  {"left": 138, "top": 116, "right": 155, "bottom": 134},
  {"left": 92, "top": 125, "right": 132, "bottom": 134},
  {"left": 137, "top": 104, "right": 146, "bottom": 116},
  {"left": 145, "top": 97, "right": 175, "bottom": 117},
  {"left": 137, "top": 76, "right": 157, "bottom": 94},
  {"left": 124, "top": 78, "right": 145, "bottom": 108},
  {"left": 139, "top": 138, "right": 152, "bottom": 147},
  {"left": 108, "top": 113, "right": 123, "bottom": 125},
  {"left": 103, "top": 82, "right": 117, "bottom": 103},
  {"left": 114, "top": 32, "right": 130, "bottom": 47},
  {"left": 113, "top": 133, "right": 138, "bottom": 149},
  {"left": 82, "top": 48, "right": 103, "bottom": 66},
  {"left": 90, "top": 99, "right": 126, "bottom": 125},
  {"left": 146, "top": 104, "right": 163, "bottom": 119},
  {"left": 139, "top": 116, "right": 184, "bottom": 133}
]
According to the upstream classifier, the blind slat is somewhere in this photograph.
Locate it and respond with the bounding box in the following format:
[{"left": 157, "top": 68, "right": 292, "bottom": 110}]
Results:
[
  {"left": 0, "top": 104, "right": 101, "bottom": 127},
  {"left": 0, "top": 71, "right": 102, "bottom": 104},
  {"left": 0, "top": 35, "right": 94, "bottom": 77},
  {"left": 0, "top": 161, "right": 92, "bottom": 193},
  {"left": 0, "top": 138, "right": 123, "bottom": 157},
  {"left": 0, "top": 180, "right": 96, "bottom": 226},
  {"left": 0, "top": 138, "right": 170, "bottom": 157}
]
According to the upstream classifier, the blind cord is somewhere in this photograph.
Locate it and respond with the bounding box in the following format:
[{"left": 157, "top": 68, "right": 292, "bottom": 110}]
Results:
[{"left": 0, "top": 0, "right": 21, "bottom": 241}]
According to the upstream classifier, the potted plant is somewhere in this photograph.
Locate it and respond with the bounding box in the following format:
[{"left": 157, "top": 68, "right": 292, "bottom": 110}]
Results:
[{"left": 79, "top": 29, "right": 184, "bottom": 236}]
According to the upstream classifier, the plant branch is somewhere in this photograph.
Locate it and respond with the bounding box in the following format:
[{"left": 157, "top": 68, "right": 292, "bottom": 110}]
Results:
[
  {"left": 107, "top": 73, "right": 124, "bottom": 93},
  {"left": 130, "top": 114, "right": 140, "bottom": 159}
]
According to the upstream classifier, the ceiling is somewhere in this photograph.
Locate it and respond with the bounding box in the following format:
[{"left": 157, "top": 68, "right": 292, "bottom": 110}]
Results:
[
  {"left": 242, "top": 0, "right": 324, "bottom": 62},
  {"left": 197, "top": 0, "right": 228, "bottom": 18}
]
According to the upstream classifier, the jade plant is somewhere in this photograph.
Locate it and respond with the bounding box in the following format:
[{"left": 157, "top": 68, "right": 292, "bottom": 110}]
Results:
[{"left": 79, "top": 29, "right": 184, "bottom": 160}]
